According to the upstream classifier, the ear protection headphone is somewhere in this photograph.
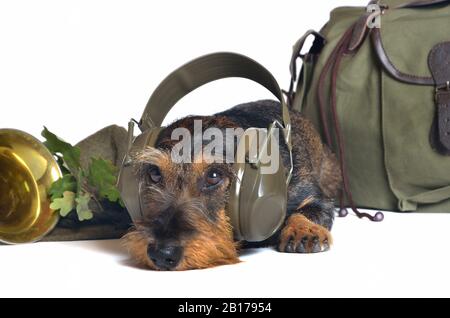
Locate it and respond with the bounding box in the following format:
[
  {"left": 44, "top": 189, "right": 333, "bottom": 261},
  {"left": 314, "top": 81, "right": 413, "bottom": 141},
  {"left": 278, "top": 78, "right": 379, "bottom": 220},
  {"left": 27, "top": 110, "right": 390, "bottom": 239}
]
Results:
[{"left": 118, "top": 53, "right": 293, "bottom": 242}]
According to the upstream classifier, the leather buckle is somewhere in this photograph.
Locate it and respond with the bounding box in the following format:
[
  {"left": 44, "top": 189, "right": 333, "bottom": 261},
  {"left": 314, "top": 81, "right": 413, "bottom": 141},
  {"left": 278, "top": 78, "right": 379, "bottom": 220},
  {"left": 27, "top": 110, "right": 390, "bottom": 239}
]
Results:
[{"left": 436, "top": 81, "right": 450, "bottom": 93}]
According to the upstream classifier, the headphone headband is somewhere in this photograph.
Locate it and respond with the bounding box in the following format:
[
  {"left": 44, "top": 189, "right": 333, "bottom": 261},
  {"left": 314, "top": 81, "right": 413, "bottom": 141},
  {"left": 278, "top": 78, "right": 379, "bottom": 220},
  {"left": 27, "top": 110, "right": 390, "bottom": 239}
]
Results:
[
  {"left": 139, "top": 52, "right": 292, "bottom": 150},
  {"left": 120, "top": 53, "right": 293, "bottom": 240}
]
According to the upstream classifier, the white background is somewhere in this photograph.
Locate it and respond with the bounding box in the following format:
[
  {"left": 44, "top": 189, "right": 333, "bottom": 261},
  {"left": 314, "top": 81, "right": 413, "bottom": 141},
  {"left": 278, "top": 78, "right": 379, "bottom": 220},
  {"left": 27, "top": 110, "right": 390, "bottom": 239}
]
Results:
[{"left": 1, "top": 0, "right": 450, "bottom": 298}]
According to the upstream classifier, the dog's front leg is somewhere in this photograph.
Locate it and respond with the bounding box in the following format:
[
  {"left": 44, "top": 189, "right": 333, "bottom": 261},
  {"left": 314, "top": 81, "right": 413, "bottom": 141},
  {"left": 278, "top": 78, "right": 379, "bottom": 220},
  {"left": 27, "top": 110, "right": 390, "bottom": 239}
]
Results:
[{"left": 277, "top": 199, "right": 334, "bottom": 254}]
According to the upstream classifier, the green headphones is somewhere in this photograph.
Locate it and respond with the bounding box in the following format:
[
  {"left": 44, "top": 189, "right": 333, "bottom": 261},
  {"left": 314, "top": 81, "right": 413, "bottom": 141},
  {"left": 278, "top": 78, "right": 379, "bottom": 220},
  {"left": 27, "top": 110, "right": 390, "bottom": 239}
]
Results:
[{"left": 118, "top": 52, "right": 293, "bottom": 242}]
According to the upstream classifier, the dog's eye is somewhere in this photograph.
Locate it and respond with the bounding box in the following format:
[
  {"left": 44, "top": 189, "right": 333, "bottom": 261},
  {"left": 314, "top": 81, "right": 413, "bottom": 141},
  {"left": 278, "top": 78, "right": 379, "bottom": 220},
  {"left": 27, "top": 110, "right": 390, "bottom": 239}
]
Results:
[
  {"left": 148, "top": 167, "right": 162, "bottom": 183},
  {"left": 205, "top": 169, "right": 223, "bottom": 188}
]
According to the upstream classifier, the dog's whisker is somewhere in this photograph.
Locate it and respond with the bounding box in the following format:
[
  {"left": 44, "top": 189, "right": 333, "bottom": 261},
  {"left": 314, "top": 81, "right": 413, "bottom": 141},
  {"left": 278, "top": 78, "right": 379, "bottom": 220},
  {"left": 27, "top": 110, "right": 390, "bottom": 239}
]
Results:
[{"left": 186, "top": 200, "right": 212, "bottom": 222}]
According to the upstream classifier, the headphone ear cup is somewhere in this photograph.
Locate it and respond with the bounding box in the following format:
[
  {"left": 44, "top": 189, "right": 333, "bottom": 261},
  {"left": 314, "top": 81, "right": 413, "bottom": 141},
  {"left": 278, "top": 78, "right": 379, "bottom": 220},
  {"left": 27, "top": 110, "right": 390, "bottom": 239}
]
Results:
[
  {"left": 118, "top": 127, "right": 163, "bottom": 223},
  {"left": 229, "top": 128, "right": 288, "bottom": 242}
]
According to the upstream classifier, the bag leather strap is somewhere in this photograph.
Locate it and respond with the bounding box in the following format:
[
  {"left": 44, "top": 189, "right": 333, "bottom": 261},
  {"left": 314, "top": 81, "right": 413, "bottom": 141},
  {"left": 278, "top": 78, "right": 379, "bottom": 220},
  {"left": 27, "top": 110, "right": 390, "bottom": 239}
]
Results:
[
  {"left": 371, "top": 29, "right": 435, "bottom": 86},
  {"left": 428, "top": 42, "right": 450, "bottom": 154},
  {"left": 139, "top": 52, "right": 292, "bottom": 150},
  {"left": 395, "top": 0, "right": 450, "bottom": 9},
  {"left": 315, "top": 24, "right": 385, "bottom": 222},
  {"left": 368, "top": 0, "right": 450, "bottom": 9}
]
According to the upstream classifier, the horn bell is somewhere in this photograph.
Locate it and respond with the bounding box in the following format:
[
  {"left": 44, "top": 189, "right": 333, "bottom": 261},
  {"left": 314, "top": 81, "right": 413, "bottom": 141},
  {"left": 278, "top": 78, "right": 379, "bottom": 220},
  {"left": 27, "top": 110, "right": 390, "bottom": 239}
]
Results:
[{"left": 0, "top": 129, "right": 62, "bottom": 244}]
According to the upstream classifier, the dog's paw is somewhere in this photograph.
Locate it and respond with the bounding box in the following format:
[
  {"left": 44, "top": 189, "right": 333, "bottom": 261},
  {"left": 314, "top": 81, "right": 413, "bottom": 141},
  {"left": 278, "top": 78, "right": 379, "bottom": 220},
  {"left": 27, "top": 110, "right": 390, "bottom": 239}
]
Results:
[{"left": 278, "top": 214, "right": 332, "bottom": 253}]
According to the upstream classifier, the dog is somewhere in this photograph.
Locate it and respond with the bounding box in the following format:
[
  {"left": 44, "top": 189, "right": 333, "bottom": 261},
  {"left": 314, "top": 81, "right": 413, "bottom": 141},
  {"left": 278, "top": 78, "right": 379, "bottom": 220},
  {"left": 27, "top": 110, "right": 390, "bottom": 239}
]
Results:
[{"left": 123, "top": 100, "right": 341, "bottom": 270}]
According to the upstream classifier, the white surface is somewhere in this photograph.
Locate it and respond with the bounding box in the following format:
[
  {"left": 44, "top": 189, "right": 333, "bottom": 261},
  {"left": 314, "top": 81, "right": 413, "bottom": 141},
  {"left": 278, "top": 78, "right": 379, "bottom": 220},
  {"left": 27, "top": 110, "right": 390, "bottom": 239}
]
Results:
[
  {"left": 1, "top": 211, "right": 450, "bottom": 298},
  {"left": 2, "top": 0, "right": 449, "bottom": 298},
  {"left": 0, "top": 0, "right": 366, "bottom": 142}
]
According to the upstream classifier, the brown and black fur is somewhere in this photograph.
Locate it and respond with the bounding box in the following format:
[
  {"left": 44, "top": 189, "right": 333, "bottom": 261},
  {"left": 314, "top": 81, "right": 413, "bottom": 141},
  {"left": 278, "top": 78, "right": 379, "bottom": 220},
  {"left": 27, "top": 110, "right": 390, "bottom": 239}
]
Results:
[{"left": 123, "top": 100, "right": 341, "bottom": 270}]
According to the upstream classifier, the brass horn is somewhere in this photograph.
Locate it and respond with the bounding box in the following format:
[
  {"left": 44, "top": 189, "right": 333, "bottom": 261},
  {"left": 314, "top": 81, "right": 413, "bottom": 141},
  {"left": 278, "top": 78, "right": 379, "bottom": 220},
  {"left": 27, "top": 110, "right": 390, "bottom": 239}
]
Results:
[{"left": 0, "top": 129, "right": 62, "bottom": 244}]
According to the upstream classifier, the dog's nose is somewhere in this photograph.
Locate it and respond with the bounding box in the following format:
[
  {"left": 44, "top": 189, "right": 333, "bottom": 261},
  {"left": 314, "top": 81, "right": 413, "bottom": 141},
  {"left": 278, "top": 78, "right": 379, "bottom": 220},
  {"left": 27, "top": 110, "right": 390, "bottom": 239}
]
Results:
[{"left": 147, "top": 244, "right": 183, "bottom": 270}]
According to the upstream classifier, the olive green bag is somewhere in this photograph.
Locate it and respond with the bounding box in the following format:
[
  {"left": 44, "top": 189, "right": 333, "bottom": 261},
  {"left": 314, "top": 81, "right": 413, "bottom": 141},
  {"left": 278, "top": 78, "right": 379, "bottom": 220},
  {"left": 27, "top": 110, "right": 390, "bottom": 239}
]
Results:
[{"left": 289, "top": 0, "right": 450, "bottom": 215}]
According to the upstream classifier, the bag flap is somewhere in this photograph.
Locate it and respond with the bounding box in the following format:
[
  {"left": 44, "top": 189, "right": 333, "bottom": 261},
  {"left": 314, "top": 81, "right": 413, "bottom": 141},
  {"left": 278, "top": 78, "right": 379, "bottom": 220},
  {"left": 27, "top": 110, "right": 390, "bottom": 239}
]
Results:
[{"left": 374, "top": 5, "right": 450, "bottom": 85}]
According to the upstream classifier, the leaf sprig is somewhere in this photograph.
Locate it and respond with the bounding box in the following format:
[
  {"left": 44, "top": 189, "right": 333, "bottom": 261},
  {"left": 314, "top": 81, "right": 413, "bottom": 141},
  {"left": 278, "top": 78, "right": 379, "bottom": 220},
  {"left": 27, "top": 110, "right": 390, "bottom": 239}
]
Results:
[{"left": 42, "top": 127, "right": 122, "bottom": 221}]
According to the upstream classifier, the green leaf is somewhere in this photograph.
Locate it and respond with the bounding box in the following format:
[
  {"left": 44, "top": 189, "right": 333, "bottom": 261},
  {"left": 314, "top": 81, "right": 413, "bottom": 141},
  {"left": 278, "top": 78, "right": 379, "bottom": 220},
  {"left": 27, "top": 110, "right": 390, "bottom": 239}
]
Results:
[
  {"left": 75, "top": 193, "right": 94, "bottom": 221},
  {"left": 49, "top": 174, "right": 77, "bottom": 200},
  {"left": 87, "top": 158, "right": 121, "bottom": 203},
  {"left": 50, "top": 191, "right": 76, "bottom": 217},
  {"left": 55, "top": 155, "right": 71, "bottom": 175},
  {"left": 41, "top": 127, "right": 81, "bottom": 172}
]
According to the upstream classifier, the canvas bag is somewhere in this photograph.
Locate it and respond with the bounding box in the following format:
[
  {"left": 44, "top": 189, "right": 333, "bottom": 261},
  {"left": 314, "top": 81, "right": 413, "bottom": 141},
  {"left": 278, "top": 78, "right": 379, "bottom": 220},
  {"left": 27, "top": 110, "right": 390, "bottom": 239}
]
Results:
[{"left": 289, "top": 0, "right": 450, "bottom": 213}]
